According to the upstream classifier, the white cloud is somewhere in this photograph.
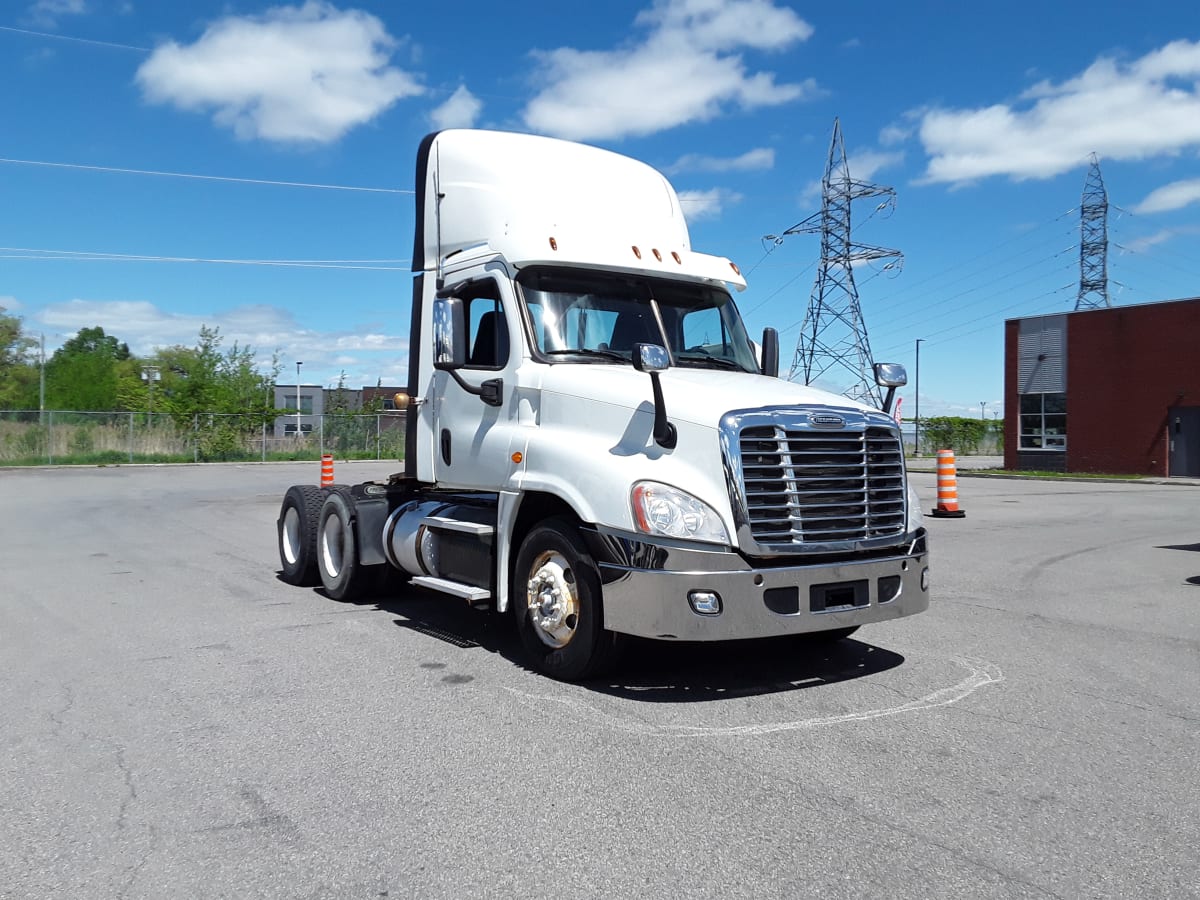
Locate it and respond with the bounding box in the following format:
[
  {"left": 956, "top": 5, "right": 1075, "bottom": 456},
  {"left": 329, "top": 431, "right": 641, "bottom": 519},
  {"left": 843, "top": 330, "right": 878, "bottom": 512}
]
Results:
[
  {"left": 1, "top": 295, "right": 23, "bottom": 312},
  {"left": 1121, "top": 229, "right": 1177, "bottom": 253},
  {"left": 33, "top": 298, "right": 408, "bottom": 386},
  {"left": 135, "top": 1, "right": 423, "bottom": 143},
  {"left": 429, "top": 85, "right": 482, "bottom": 130},
  {"left": 846, "top": 150, "right": 903, "bottom": 183},
  {"left": 664, "top": 147, "right": 774, "bottom": 175},
  {"left": 917, "top": 39, "right": 1200, "bottom": 184},
  {"left": 879, "top": 122, "right": 914, "bottom": 146},
  {"left": 1120, "top": 225, "right": 1200, "bottom": 254},
  {"left": 521, "top": 0, "right": 816, "bottom": 141},
  {"left": 678, "top": 188, "right": 743, "bottom": 221},
  {"left": 1134, "top": 178, "right": 1200, "bottom": 214},
  {"left": 25, "top": 0, "right": 87, "bottom": 28}
]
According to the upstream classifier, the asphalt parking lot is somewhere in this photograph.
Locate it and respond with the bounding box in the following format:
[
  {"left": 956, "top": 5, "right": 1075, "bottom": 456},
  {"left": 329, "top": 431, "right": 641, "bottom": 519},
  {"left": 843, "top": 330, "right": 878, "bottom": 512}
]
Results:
[{"left": 2, "top": 462, "right": 1198, "bottom": 899}]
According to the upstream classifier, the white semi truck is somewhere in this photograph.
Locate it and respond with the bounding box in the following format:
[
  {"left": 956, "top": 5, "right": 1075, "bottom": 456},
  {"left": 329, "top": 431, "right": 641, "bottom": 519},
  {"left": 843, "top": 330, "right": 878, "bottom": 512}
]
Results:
[{"left": 276, "top": 129, "right": 929, "bottom": 680}]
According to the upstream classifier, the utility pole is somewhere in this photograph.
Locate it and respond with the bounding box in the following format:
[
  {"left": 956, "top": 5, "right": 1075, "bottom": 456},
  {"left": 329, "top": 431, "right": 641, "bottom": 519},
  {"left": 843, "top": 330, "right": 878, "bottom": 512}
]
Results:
[
  {"left": 980, "top": 400, "right": 987, "bottom": 421},
  {"left": 1076, "top": 153, "right": 1111, "bottom": 310},
  {"left": 914, "top": 338, "right": 923, "bottom": 456},
  {"left": 780, "top": 118, "right": 902, "bottom": 408},
  {"left": 140, "top": 365, "right": 161, "bottom": 422},
  {"left": 296, "top": 361, "right": 303, "bottom": 439},
  {"left": 39, "top": 332, "right": 45, "bottom": 428}
]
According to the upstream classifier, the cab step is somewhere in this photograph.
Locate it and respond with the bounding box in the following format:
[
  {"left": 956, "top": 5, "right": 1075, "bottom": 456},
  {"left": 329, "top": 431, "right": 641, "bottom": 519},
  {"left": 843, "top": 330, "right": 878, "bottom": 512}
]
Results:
[
  {"left": 410, "top": 575, "right": 491, "bottom": 608},
  {"left": 420, "top": 515, "right": 495, "bottom": 537}
]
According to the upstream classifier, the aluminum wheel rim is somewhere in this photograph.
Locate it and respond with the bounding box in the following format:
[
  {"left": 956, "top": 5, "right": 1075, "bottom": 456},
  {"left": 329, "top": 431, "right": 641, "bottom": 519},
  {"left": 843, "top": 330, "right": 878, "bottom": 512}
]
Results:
[
  {"left": 526, "top": 550, "right": 579, "bottom": 649},
  {"left": 282, "top": 506, "right": 302, "bottom": 565},
  {"left": 321, "top": 515, "right": 345, "bottom": 577}
]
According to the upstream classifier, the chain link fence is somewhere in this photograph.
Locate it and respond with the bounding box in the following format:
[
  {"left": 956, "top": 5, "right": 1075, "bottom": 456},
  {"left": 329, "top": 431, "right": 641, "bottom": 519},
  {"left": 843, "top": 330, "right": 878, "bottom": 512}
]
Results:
[{"left": 0, "top": 411, "right": 406, "bottom": 466}]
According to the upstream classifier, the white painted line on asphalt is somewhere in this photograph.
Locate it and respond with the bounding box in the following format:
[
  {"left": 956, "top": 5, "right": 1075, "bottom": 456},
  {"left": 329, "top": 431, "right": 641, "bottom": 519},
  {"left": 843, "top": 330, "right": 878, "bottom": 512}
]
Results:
[{"left": 502, "top": 656, "right": 1005, "bottom": 738}]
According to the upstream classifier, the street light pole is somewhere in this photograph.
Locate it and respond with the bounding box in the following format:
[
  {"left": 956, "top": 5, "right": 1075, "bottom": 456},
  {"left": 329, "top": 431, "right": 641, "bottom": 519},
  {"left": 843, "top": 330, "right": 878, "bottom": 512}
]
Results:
[
  {"left": 914, "top": 339, "right": 924, "bottom": 456},
  {"left": 39, "top": 332, "right": 45, "bottom": 428},
  {"left": 140, "top": 365, "right": 160, "bottom": 422},
  {"left": 980, "top": 400, "right": 988, "bottom": 421},
  {"left": 296, "top": 361, "right": 303, "bottom": 439}
]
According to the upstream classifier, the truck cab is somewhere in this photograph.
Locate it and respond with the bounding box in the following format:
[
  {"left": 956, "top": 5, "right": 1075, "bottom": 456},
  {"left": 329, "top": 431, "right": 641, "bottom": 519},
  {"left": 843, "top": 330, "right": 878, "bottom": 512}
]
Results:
[{"left": 276, "top": 129, "right": 929, "bottom": 680}]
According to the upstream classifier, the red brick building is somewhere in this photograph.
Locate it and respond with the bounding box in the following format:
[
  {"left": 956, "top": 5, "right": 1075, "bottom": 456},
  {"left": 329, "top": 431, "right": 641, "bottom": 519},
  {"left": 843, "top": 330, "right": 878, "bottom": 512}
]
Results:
[{"left": 1004, "top": 297, "right": 1200, "bottom": 476}]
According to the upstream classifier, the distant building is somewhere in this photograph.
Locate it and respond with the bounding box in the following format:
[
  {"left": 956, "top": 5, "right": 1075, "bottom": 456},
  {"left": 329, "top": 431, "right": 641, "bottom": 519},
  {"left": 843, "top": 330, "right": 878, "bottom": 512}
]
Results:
[
  {"left": 273, "top": 383, "right": 325, "bottom": 438},
  {"left": 270, "top": 383, "right": 409, "bottom": 439},
  {"left": 1004, "top": 297, "right": 1200, "bottom": 476}
]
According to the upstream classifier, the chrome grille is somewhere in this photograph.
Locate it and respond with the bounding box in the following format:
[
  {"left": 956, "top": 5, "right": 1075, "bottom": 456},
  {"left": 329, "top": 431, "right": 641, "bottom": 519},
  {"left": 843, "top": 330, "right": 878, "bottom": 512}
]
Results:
[{"left": 738, "top": 423, "right": 906, "bottom": 546}]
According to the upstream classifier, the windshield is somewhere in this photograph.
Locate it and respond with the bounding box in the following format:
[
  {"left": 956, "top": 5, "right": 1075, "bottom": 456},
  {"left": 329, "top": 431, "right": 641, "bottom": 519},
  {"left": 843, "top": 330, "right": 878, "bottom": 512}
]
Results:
[{"left": 517, "top": 268, "right": 759, "bottom": 373}]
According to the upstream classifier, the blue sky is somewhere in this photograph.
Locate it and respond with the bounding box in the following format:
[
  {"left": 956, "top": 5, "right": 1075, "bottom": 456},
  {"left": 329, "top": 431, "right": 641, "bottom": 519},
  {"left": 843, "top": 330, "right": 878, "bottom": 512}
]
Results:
[{"left": 2, "top": 0, "right": 1199, "bottom": 417}]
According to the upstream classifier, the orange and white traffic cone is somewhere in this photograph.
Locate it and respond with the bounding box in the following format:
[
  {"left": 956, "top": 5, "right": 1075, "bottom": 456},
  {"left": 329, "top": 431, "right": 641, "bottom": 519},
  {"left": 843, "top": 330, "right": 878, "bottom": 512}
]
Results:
[
  {"left": 320, "top": 453, "right": 335, "bottom": 487},
  {"left": 930, "top": 449, "right": 966, "bottom": 518}
]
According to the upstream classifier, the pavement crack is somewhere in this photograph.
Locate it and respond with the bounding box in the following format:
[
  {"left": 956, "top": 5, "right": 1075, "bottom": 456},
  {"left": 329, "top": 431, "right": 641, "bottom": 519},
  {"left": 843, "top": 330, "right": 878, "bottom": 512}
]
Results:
[{"left": 112, "top": 745, "right": 138, "bottom": 831}]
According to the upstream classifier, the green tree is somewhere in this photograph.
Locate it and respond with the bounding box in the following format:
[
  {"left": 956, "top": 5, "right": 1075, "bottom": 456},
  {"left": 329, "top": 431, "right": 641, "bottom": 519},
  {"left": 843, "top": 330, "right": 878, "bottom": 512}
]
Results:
[
  {"left": 0, "top": 307, "right": 39, "bottom": 408},
  {"left": 921, "top": 416, "right": 989, "bottom": 454},
  {"left": 151, "top": 326, "right": 278, "bottom": 459},
  {"left": 44, "top": 326, "right": 130, "bottom": 410}
]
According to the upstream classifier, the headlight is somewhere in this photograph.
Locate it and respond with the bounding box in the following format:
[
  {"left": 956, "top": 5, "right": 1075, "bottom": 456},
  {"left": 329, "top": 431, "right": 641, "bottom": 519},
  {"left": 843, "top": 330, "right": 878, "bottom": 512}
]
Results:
[
  {"left": 631, "top": 481, "right": 730, "bottom": 545},
  {"left": 906, "top": 483, "right": 924, "bottom": 531}
]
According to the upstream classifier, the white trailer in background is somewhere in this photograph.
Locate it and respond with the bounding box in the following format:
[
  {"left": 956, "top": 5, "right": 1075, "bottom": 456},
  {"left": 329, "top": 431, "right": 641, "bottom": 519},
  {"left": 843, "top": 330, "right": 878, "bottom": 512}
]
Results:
[{"left": 277, "top": 129, "right": 929, "bottom": 680}]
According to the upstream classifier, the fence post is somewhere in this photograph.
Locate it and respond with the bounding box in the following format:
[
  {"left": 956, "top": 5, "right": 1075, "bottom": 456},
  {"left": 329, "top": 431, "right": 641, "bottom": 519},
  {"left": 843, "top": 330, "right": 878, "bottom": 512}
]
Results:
[
  {"left": 376, "top": 414, "right": 381, "bottom": 460},
  {"left": 193, "top": 413, "right": 199, "bottom": 463},
  {"left": 129, "top": 412, "right": 134, "bottom": 463},
  {"left": 262, "top": 422, "right": 267, "bottom": 463},
  {"left": 319, "top": 414, "right": 325, "bottom": 458},
  {"left": 47, "top": 410, "right": 54, "bottom": 465}
]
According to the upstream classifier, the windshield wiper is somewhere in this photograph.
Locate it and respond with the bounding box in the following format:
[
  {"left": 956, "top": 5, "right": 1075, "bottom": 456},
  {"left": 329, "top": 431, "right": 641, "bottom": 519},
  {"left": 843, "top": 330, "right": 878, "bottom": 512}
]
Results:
[
  {"left": 544, "top": 348, "right": 628, "bottom": 362},
  {"left": 674, "top": 353, "right": 746, "bottom": 371}
]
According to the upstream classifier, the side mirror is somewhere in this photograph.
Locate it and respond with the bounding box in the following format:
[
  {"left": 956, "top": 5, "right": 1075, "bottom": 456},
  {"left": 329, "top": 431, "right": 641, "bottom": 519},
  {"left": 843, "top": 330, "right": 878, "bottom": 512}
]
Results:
[
  {"left": 873, "top": 362, "right": 907, "bottom": 415},
  {"left": 632, "top": 343, "right": 670, "bottom": 374},
  {"left": 760, "top": 327, "right": 779, "bottom": 378},
  {"left": 433, "top": 296, "right": 466, "bottom": 370},
  {"left": 631, "top": 343, "right": 676, "bottom": 450},
  {"left": 873, "top": 362, "right": 907, "bottom": 387}
]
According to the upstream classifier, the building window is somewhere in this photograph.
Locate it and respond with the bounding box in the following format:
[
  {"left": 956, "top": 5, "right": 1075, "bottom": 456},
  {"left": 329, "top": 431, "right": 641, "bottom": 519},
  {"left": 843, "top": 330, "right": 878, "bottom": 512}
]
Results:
[
  {"left": 283, "top": 423, "right": 313, "bottom": 435},
  {"left": 278, "top": 394, "right": 314, "bottom": 413},
  {"left": 1019, "top": 392, "right": 1067, "bottom": 450}
]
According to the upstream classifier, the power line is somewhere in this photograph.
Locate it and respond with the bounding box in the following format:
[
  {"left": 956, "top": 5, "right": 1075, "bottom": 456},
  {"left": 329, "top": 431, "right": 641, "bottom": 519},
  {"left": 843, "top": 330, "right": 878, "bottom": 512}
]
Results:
[
  {"left": 0, "top": 246, "right": 408, "bottom": 270},
  {"left": 0, "top": 24, "right": 149, "bottom": 52},
  {"left": 876, "top": 208, "right": 1077, "bottom": 303},
  {"left": 868, "top": 246, "right": 1076, "bottom": 333},
  {"left": 0, "top": 157, "right": 411, "bottom": 194}
]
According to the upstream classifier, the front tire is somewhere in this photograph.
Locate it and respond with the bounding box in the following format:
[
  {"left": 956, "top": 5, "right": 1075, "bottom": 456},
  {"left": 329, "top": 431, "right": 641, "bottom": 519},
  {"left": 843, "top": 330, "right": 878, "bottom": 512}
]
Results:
[
  {"left": 278, "top": 485, "right": 324, "bottom": 586},
  {"left": 513, "top": 518, "right": 622, "bottom": 681}
]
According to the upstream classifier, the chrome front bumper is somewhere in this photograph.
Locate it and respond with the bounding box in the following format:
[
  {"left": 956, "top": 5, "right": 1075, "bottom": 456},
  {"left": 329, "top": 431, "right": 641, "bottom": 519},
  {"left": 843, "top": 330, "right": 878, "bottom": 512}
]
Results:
[{"left": 590, "top": 527, "right": 930, "bottom": 641}]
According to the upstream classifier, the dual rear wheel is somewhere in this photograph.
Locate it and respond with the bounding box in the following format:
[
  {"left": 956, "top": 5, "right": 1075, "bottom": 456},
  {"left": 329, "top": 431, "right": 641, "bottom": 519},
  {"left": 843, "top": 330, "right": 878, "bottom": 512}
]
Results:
[{"left": 276, "top": 485, "right": 384, "bottom": 602}]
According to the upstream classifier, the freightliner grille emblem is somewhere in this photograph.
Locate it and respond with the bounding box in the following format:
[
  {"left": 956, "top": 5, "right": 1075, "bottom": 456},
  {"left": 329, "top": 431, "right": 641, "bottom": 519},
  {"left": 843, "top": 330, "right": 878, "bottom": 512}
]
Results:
[{"left": 810, "top": 413, "right": 846, "bottom": 429}]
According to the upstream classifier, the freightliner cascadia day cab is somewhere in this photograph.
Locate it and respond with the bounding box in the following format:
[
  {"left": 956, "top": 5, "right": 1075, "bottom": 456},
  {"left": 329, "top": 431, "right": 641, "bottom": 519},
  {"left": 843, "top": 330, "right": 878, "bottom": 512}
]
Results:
[{"left": 276, "top": 129, "right": 930, "bottom": 681}]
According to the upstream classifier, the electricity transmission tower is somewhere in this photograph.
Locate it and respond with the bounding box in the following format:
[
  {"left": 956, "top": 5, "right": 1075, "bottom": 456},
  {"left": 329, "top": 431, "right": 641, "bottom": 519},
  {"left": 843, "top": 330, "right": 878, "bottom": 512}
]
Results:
[
  {"left": 782, "top": 118, "right": 901, "bottom": 408},
  {"left": 1075, "top": 153, "right": 1111, "bottom": 311}
]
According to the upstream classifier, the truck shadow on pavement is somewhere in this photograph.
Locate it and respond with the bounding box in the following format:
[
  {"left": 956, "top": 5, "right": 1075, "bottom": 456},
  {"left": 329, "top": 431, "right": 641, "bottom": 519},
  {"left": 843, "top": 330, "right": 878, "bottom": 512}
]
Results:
[
  {"left": 587, "top": 637, "right": 904, "bottom": 703},
  {"left": 332, "top": 582, "right": 906, "bottom": 702}
]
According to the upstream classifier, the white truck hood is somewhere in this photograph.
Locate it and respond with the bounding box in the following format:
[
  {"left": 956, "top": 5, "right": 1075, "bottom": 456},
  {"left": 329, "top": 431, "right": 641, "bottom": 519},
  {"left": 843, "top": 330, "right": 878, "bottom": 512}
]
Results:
[{"left": 537, "top": 363, "right": 879, "bottom": 424}]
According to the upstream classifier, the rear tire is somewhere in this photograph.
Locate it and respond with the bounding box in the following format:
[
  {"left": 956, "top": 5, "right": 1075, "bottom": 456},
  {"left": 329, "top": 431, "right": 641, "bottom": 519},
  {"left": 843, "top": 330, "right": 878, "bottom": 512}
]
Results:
[
  {"left": 278, "top": 485, "right": 324, "bottom": 586},
  {"left": 317, "top": 488, "right": 380, "bottom": 602},
  {"left": 513, "top": 517, "right": 622, "bottom": 681}
]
